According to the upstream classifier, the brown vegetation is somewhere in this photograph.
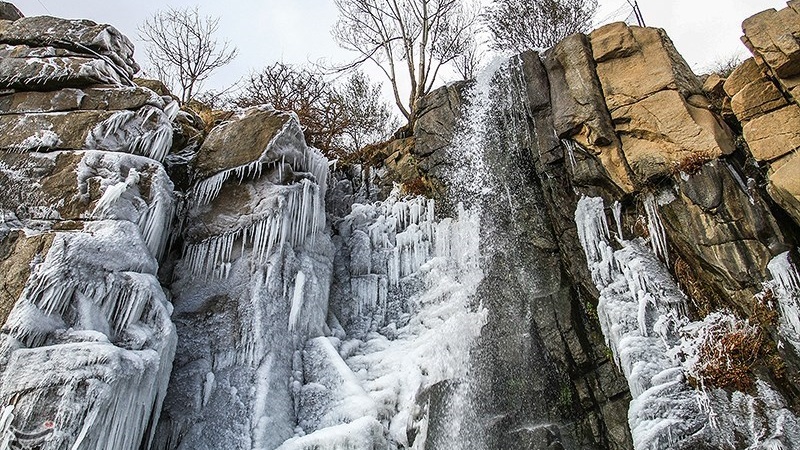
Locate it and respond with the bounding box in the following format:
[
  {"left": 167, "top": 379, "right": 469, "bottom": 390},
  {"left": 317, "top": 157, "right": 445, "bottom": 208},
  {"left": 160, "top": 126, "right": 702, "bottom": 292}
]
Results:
[{"left": 689, "top": 316, "right": 765, "bottom": 392}]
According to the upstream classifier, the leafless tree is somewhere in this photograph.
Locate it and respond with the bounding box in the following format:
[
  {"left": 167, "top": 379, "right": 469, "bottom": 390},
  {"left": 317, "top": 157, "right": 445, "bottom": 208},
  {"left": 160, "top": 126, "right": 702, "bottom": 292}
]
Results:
[
  {"left": 453, "top": 35, "right": 483, "bottom": 80},
  {"left": 234, "top": 64, "right": 395, "bottom": 158},
  {"left": 338, "top": 71, "right": 397, "bottom": 153},
  {"left": 484, "top": 0, "right": 597, "bottom": 52},
  {"left": 139, "top": 6, "right": 238, "bottom": 104},
  {"left": 332, "top": 0, "right": 479, "bottom": 128}
]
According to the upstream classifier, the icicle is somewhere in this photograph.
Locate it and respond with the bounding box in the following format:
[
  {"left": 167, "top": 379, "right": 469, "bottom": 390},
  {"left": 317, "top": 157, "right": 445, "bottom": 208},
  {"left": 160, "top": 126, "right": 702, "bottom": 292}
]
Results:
[
  {"left": 768, "top": 252, "right": 800, "bottom": 342},
  {"left": 613, "top": 201, "right": 624, "bottom": 240},
  {"left": 562, "top": 139, "right": 578, "bottom": 169},
  {"left": 288, "top": 271, "right": 307, "bottom": 332},
  {"left": 91, "top": 169, "right": 140, "bottom": 218},
  {"left": 644, "top": 193, "right": 669, "bottom": 263}
]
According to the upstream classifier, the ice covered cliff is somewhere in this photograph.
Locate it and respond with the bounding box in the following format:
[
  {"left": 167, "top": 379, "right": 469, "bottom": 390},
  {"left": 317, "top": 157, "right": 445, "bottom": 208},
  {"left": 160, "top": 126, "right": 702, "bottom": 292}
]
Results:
[{"left": 4, "top": 1, "right": 800, "bottom": 450}]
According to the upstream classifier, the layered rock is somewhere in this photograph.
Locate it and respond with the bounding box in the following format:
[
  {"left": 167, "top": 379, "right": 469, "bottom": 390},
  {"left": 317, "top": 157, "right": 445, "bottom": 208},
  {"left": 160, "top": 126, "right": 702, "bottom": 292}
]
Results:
[{"left": 0, "top": 8, "right": 178, "bottom": 450}]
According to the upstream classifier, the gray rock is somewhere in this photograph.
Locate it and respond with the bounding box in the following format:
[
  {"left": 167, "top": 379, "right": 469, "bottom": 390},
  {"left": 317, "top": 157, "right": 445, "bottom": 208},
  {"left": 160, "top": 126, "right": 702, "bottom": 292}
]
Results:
[
  {"left": 0, "top": 2, "right": 22, "bottom": 21},
  {"left": 0, "top": 15, "right": 139, "bottom": 77},
  {"left": 0, "top": 44, "right": 122, "bottom": 90}
]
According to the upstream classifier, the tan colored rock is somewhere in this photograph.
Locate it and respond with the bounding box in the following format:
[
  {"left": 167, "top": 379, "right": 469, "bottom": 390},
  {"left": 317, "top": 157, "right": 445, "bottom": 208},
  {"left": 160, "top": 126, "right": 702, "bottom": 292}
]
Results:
[
  {"left": 590, "top": 22, "right": 638, "bottom": 63},
  {"left": 0, "top": 110, "right": 116, "bottom": 151},
  {"left": 0, "top": 231, "right": 53, "bottom": 327},
  {"left": 194, "top": 107, "right": 297, "bottom": 180},
  {"left": 723, "top": 58, "right": 763, "bottom": 97},
  {"left": 702, "top": 74, "right": 726, "bottom": 96},
  {"left": 590, "top": 24, "right": 702, "bottom": 111},
  {"left": 768, "top": 151, "right": 800, "bottom": 226},
  {"left": 742, "top": 105, "right": 800, "bottom": 161},
  {"left": 0, "top": 86, "right": 163, "bottom": 114},
  {"left": 731, "top": 77, "right": 788, "bottom": 121},
  {"left": 742, "top": 7, "right": 800, "bottom": 78},
  {"left": 544, "top": 32, "right": 634, "bottom": 193},
  {"left": 611, "top": 89, "right": 735, "bottom": 180}
]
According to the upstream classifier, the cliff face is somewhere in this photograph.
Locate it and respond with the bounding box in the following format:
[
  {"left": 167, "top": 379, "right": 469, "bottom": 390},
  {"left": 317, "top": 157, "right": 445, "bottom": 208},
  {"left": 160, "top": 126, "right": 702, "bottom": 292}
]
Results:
[{"left": 3, "top": 1, "right": 800, "bottom": 450}]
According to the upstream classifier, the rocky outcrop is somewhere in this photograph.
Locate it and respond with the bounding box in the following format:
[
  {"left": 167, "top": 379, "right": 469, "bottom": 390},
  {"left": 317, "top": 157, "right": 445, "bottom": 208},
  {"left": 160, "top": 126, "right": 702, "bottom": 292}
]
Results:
[{"left": 0, "top": 9, "right": 177, "bottom": 450}]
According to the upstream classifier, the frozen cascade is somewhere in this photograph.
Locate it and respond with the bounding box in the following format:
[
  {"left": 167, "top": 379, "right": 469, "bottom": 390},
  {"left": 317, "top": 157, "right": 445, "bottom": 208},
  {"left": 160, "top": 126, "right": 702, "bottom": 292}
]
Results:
[
  {"left": 767, "top": 252, "right": 800, "bottom": 351},
  {"left": 284, "top": 198, "right": 487, "bottom": 449},
  {"left": 183, "top": 178, "right": 325, "bottom": 280},
  {"left": 0, "top": 220, "right": 176, "bottom": 450},
  {"left": 575, "top": 196, "right": 800, "bottom": 449}
]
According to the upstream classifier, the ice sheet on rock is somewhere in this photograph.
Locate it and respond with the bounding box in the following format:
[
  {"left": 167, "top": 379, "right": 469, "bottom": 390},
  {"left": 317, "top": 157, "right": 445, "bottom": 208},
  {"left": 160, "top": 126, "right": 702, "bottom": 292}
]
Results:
[
  {"left": 644, "top": 193, "right": 669, "bottom": 263},
  {"left": 85, "top": 105, "right": 173, "bottom": 163},
  {"left": 575, "top": 196, "right": 800, "bottom": 449},
  {"left": 78, "top": 151, "right": 175, "bottom": 260},
  {"left": 294, "top": 201, "right": 486, "bottom": 449},
  {"left": 183, "top": 179, "right": 325, "bottom": 280},
  {"left": 0, "top": 220, "right": 176, "bottom": 450},
  {"left": 767, "top": 251, "right": 800, "bottom": 352},
  {"left": 298, "top": 337, "right": 377, "bottom": 432}
]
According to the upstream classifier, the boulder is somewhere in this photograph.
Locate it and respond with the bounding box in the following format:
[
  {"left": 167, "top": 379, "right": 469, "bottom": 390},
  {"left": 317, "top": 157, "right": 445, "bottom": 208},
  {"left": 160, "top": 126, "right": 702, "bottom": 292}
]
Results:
[
  {"left": 768, "top": 151, "right": 800, "bottom": 226},
  {"left": 194, "top": 107, "right": 298, "bottom": 180},
  {"left": 742, "top": 6, "right": 800, "bottom": 78},
  {"left": 611, "top": 89, "right": 735, "bottom": 180},
  {"left": 544, "top": 34, "right": 634, "bottom": 191},
  {"left": 134, "top": 77, "right": 173, "bottom": 97},
  {"left": 590, "top": 24, "right": 703, "bottom": 111},
  {"left": 702, "top": 73, "right": 726, "bottom": 96},
  {"left": 0, "top": 44, "right": 122, "bottom": 90},
  {"left": 0, "top": 15, "right": 139, "bottom": 76},
  {"left": 742, "top": 104, "right": 800, "bottom": 161},
  {"left": 730, "top": 76, "right": 789, "bottom": 121},
  {"left": 723, "top": 57, "right": 763, "bottom": 97},
  {"left": 0, "top": 86, "right": 163, "bottom": 114},
  {"left": 0, "top": 2, "right": 22, "bottom": 21}
]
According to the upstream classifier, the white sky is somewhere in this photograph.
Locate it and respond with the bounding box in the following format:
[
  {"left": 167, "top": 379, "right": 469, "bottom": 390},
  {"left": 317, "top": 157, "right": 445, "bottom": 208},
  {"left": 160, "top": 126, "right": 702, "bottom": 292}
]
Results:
[{"left": 11, "top": 0, "right": 790, "bottom": 98}]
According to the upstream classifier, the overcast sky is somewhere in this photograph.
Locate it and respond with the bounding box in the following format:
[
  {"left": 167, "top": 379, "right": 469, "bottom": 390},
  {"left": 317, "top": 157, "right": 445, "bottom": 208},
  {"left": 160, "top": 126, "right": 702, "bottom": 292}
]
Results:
[{"left": 12, "top": 0, "right": 789, "bottom": 96}]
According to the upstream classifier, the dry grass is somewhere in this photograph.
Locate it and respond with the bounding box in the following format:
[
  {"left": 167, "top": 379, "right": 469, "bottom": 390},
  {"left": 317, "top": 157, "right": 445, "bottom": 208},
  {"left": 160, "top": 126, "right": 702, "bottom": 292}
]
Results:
[
  {"left": 400, "top": 176, "right": 431, "bottom": 197},
  {"left": 672, "top": 152, "right": 713, "bottom": 176},
  {"left": 674, "top": 256, "right": 720, "bottom": 318},
  {"left": 689, "top": 316, "right": 764, "bottom": 392}
]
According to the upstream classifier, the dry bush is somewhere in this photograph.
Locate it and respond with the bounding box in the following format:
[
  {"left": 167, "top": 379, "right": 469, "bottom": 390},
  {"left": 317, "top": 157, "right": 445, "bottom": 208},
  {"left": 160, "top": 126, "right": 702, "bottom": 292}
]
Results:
[
  {"left": 400, "top": 177, "right": 431, "bottom": 197},
  {"left": 674, "top": 256, "right": 719, "bottom": 318},
  {"left": 672, "top": 152, "right": 713, "bottom": 176},
  {"left": 689, "top": 316, "right": 764, "bottom": 392}
]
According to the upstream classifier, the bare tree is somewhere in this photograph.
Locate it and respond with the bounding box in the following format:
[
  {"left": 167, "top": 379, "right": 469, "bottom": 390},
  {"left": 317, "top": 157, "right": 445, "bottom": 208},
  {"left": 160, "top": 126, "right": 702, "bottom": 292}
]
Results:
[
  {"left": 338, "top": 71, "right": 397, "bottom": 153},
  {"left": 139, "top": 6, "right": 238, "bottom": 104},
  {"left": 453, "top": 35, "right": 483, "bottom": 80},
  {"left": 332, "top": 0, "right": 478, "bottom": 128},
  {"left": 484, "top": 0, "right": 598, "bottom": 52},
  {"left": 234, "top": 62, "right": 347, "bottom": 154}
]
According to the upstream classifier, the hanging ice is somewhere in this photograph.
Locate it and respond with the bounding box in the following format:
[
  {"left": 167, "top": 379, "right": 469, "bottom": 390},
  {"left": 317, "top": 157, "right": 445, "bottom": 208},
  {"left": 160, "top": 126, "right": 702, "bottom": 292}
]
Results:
[
  {"left": 85, "top": 106, "right": 174, "bottom": 163},
  {"left": 0, "top": 220, "right": 176, "bottom": 450},
  {"left": 575, "top": 196, "right": 800, "bottom": 449},
  {"left": 767, "top": 251, "right": 800, "bottom": 351}
]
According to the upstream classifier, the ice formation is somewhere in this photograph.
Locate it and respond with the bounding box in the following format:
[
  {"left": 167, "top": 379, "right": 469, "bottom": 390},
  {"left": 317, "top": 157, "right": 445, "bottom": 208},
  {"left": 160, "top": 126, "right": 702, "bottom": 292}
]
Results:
[
  {"left": 288, "top": 196, "right": 487, "bottom": 448},
  {"left": 575, "top": 196, "right": 800, "bottom": 449},
  {"left": 85, "top": 106, "right": 174, "bottom": 163},
  {"left": 767, "top": 252, "right": 800, "bottom": 351},
  {"left": 0, "top": 221, "right": 176, "bottom": 450},
  {"left": 79, "top": 151, "right": 176, "bottom": 261}
]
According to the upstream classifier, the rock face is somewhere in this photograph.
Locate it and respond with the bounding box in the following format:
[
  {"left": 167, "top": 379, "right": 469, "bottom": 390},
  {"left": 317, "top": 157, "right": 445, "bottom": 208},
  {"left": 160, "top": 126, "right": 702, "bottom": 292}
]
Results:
[
  {"left": 4, "top": 3, "right": 800, "bottom": 450},
  {"left": 0, "top": 7, "right": 177, "bottom": 450}
]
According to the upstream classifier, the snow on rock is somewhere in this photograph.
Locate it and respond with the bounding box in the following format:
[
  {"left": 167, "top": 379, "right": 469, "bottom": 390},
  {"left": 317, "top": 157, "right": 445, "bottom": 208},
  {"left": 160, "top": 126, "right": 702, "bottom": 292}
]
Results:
[
  {"left": 575, "top": 195, "right": 800, "bottom": 449},
  {"left": 85, "top": 105, "right": 174, "bottom": 163},
  {"left": 275, "top": 417, "right": 387, "bottom": 450},
  {"left": 0, "top": 220, "right": 176, "bottom": 450}
]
